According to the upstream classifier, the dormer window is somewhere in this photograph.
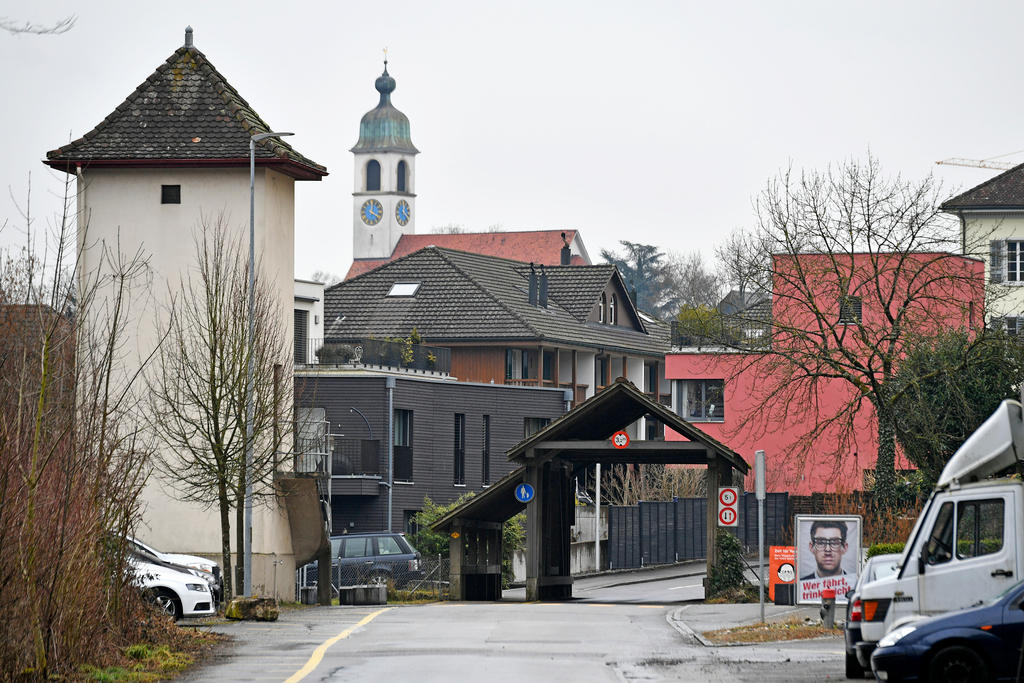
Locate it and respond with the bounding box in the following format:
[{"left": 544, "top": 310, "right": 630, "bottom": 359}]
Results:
[
  {"left": 599, "top": 293, "right": 606, "bottom": 323},
  {"left": 609, "top": 294, "right": 618, "bottom": 325},
  {"left": 387, "top": 282, "right": 420, "bottom": 297},
  {"left": 366, "top": 160, "right": 381, "bottom": 191}
]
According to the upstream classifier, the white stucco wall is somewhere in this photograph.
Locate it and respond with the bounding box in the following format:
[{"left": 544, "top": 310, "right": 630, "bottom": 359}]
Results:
[
  {"left": 294, "top": 279, "right": 325, "bottom": 363},
  {"left": 77, "top": 165, "right": 298, "bottom": 598},
  {"left": 964, "top": 212, "right": 1024, "bottom": 316},
  {"left": 351, "top": 151, "right": 417, "bottom": 259},
  {"left": 576, "top": 351, "right": 597, "bottom": 399}
]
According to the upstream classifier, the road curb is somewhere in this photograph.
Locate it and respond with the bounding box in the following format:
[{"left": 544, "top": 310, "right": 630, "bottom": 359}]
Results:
[{"left": 667, "top": 607, "right": 715, "bottom": 647}]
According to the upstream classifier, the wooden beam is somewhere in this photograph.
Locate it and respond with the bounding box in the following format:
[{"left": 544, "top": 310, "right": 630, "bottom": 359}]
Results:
[{"left": 535, "top": 440, "right": 708, "bottom": 451}]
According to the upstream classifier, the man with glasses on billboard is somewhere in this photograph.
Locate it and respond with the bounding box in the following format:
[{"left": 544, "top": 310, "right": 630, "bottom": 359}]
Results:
[{"left": 801, "top": 519, "right": 849, "bottom": 580}]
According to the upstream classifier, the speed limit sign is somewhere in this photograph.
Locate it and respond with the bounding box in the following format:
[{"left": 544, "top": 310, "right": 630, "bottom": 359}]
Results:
[{"left": 718, "top": 487, "right": 739, "bottom": 527}]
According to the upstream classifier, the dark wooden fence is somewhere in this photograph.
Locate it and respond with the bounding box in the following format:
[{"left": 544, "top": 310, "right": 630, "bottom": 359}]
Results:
[{"left": 607, "top": 492, "right": 789, "bottom": 569}]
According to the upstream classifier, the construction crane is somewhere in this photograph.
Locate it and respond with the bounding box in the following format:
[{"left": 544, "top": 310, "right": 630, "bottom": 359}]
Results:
[{"left": 936, "top": 150, "right": 1024, "bottom": 171}]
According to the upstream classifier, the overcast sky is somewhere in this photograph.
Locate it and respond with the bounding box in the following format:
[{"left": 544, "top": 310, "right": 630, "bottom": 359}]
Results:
[{"left": 2, "top": 0, "right": 1021, "bottom": 280}]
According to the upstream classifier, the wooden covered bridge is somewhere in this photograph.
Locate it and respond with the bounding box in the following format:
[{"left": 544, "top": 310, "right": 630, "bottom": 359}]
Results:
[{"left": 431, "top": 378, "right": 749, "bottom": 601}]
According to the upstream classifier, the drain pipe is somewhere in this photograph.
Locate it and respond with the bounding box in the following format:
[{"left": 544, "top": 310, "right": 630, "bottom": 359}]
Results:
[{"left": 386, "top": 376, "right": 395, "bottom": 532}]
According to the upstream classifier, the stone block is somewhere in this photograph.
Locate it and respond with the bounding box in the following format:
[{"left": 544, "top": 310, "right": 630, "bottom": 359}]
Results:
[
  {"left": 225, "top": 596, "right": 279, "bottom": 621},
  {"left": 338, "top": 585, "right": 386, "bottom": 605}
]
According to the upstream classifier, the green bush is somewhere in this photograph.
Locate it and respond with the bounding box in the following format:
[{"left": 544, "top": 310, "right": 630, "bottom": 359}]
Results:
[
  {"left": 707, "top": 531, "right": 746, "bottom": 599},
  {"left": 867, "top": 542, "right": 905, "bottom": 559},
  {"left": 316, "top": 343, "right": 356, "bottom": 364},
  {"left": 408, "top": 495, "right": 525, "bottom": 589}
]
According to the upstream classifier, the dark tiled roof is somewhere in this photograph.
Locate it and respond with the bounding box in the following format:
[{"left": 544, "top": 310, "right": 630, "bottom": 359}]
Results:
[
  {"left": 513, "top": 263, "right": 616, "bottom": 322},
  {"left": 941, "top": 163, "right": 1024, "bottom": 210},
  {"left": 324, "top": 247, "right": 667, "bottom": 357},
  {"left": 45, "top": 36, "right": 326, "bottom": 180},
  {"left": 342, "top": 229, "right": 588, "bottom": 281}
]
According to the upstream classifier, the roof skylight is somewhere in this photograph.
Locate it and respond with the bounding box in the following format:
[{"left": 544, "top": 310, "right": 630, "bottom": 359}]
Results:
[{"left": 387, "top": 282, "right": 421, "bottom": 297}]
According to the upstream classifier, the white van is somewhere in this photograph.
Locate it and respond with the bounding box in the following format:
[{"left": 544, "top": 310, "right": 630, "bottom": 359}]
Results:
[{"left": 855, "top": 399, "right": 1024, "bottom": 665}]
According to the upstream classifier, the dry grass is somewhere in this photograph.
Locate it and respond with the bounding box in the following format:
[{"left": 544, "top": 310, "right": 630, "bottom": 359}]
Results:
[{"left": 702, "top": 616, "right": 841, "bottom": 644}]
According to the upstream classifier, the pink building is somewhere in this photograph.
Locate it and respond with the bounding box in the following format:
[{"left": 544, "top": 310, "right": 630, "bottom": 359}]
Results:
[{"left": 665, "top": 252, "right": 984, "bottom": 495}]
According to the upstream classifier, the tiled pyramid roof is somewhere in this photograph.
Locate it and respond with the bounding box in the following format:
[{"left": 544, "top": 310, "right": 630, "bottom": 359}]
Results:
[
  {"left": 941, "top": 163, "right": 1024, "bottom": 211},
  {"left": 343, "top": 229, "right": 587, "bottom": 280},
  {"left": 325, "top": 247, "right": 666, "bottom": 357},
  {"left": 45, "top": 29, "right": 326, "bottom": 180}
]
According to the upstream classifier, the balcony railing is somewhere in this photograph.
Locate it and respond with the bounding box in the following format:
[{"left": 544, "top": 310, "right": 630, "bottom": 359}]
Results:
[
  {"left": 332, "top": 438, "right": 381, "bottom": 476},
  {"left": 296, "top": 337, "right": 451, "bottom": 374},
  {"left": 670, "top": 319, "right": 771, "bottom": 350}
]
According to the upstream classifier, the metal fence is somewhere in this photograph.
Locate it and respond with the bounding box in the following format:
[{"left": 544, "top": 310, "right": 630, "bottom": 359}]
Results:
[
  {"left": 295, "top": 555, "right": 451, "bottom": 602},
  {"left": 607, "top": 492, "right": 789, "bottom": 569}
]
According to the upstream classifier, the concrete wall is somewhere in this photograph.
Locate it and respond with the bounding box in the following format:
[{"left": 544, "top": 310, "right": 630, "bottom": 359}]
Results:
[
  {"left": 964, "top": 212, "right": 1024, "bottom": 315},
  {"left": 78, "top": 165, "right": 298, "bottom": 599}
]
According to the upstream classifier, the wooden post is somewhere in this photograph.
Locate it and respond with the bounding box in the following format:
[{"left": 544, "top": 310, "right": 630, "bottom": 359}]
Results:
[
  {"left": 449, "top": 519, "right": 464, "bottom": 601},
  {"left": 553, "top": 347, "right": 560, "bottom": 390},
  {"left": 571, "top": 350, "right": 578, "bottom": 405},
  {"left": 705, "top": 455, "right": 722, "bottom": 588}
]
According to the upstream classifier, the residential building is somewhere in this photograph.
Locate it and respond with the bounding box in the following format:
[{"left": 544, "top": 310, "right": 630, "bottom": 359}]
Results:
[
  {"left": 666, "top": 251, "right": 983, "bottom": 495},
  {"left": 320, "top": 246, "right": 670, "bottom": 415},
  {"left": 943, "top": 164, "right": 1024, "bottom": 328},
  {"left": 44, "top": 27, "right": 327, "bottom": 597},
  {"left": 294, "top": 370, "right": 568, "bottom": 534}
]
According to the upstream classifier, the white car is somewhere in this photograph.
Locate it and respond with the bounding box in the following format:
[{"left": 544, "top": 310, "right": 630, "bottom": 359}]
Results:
[
  {"left": 130, "top": 553, "right": 216, "bottom": 620},
  {"left": 129, "top": 537, "right": 222, "bottom": 603}
]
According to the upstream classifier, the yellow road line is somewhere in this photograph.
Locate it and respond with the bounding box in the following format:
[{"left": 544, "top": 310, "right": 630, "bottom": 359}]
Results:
[{"left": 283, "top": 607, "right": 390, "bottom": 683}]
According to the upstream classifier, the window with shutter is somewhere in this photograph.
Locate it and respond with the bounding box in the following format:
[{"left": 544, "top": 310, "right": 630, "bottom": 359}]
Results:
[{"left": 991, "top": 240, "right": 1006, "bottom": 283}]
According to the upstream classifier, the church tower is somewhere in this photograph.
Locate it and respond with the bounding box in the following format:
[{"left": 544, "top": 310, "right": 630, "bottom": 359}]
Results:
[{"left": 351, "top": 60, "right": 418, "bottom": 260}]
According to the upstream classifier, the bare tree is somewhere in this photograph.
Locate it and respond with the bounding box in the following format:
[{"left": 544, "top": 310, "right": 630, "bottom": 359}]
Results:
[
  {"left": 706, "top": 156, "right": 980, "bottom": 507},
  {"left": 147, "top": 219, "right": 291, "bottom": 599},
  {"left": 309, "top": 270, "right": 342, "bottom": 287},
  {"left": 0, "top": 173, "right": 153, "bottom": 679},
  {"left": 0, "top": 15, "right": 76, "bottom": 35},
  {"left": 663, "top": 250, "right": 722, "bottom": 310}
]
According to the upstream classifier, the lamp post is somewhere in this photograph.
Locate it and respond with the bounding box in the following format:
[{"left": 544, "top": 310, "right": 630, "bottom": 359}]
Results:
[{"left": 245, "top": 131, "right": 292, "bottom": 598}]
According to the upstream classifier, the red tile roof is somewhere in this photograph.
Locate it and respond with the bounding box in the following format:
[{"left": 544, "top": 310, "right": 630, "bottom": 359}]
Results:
[{"left": 343, "top": 229, "right": 586, "bottom": 280}]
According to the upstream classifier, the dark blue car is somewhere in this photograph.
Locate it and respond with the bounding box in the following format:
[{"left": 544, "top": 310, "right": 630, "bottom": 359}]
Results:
[{"left": 871, "top": 579, "right": 1024, "bottom": 682}]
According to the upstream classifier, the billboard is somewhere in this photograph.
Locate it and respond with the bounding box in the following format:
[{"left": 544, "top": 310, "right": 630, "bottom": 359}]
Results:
[{"left": 794, "top": 514, "right": 862, "bottom": 605}]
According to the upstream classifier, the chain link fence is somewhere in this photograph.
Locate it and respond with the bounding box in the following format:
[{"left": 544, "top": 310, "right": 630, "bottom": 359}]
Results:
[{"left": 296, "top": 555, "right": 451, "bottom": 602}]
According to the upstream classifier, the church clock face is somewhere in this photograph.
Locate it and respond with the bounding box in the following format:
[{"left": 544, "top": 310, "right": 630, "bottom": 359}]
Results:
[
  {"left": 396, "top": 200, "right": 411, "bottom": 226},
  {"left": 360, "top": 199, "right": 383, "bottom": 225}
]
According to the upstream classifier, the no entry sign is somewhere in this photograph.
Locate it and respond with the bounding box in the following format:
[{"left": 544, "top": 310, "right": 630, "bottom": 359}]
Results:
[{"left": 718, "top": 486, "right": 739, "bottom": 527}]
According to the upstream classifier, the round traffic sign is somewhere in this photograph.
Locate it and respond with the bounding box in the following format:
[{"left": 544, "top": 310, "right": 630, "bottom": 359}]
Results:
[
  {"left": 718, "top": 507, "right": 737, "bottom": 525},
  {"left": 777, "top": 562, "right": 795, "bottom": 582},
  {"left": 514, "top": 483, "right": 535, "bottom": 504},
  {"left": 611, "top": 431, "right": 630, "bottom": 449},
  {"left": 719, "top": 488, "right": 737, "bottom": 506}
]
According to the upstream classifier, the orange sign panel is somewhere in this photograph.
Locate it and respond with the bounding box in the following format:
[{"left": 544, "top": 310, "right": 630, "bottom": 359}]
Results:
[{"left": 768, "top": 545, "right": 796, "bottom": 601}]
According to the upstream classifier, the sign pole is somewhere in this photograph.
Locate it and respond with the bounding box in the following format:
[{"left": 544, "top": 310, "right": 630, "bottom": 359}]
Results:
[{"left": 755, "top": 450, "right": 766, "bottom": 623}]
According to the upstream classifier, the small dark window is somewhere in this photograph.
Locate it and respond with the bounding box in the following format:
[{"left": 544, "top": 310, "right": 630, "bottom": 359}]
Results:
[
  {"left": 839, "top": 295, "right": 862, "bottom": 324},
  {"left": 294, "top": 309, "right": 308, "bottom": 364},
  {"left": 397, "top": 160, "right": 408, "bottom": 193},
  {"left": 481, "top": 415, "right": 491, "bottom": 485},
  {"left": 366, "top": 160, "right": 381, "bottom": 191},
  {"left": 161, "top": 185, "right": 181, "bottom": 204},
  {"left": 454, "top": 413, "right": 466, "bottom": 485},
  {"left": 524, "top": 417, "right": 550, "bottom": 438}
]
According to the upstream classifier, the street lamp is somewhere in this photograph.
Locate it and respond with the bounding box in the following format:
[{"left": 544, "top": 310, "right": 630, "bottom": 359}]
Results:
[{"left": 245, "top": 131, "right": 292, "bottom": 598}]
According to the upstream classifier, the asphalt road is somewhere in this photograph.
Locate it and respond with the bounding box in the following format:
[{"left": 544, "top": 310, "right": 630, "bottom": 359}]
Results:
[{"left": 186, "top": 567, "right": 846, "bottom": 682}]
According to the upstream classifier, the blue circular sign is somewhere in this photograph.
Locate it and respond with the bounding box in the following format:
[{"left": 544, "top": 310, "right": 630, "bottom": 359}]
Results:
[{"left": 514, "top": 483, "right": 535, "bottom": 504}]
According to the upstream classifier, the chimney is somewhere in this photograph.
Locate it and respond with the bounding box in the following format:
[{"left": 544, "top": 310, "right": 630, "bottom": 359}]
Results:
[
  {"left": 184, "top": 26, "right": 193, "bottom": 48},
  {"left": 539, "top": 265, "right": 548, "bottom": 308},
  {"left": 560, "top": 232, "right": 571, "bottom": 266},
  {"left": 528, "top": 263, "right": 538, "bottom": 305}
]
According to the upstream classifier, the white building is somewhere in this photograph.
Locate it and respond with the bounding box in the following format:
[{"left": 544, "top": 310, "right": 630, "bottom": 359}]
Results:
[{"left": 44, "top": 27, "right": 328, "bottom": 598}]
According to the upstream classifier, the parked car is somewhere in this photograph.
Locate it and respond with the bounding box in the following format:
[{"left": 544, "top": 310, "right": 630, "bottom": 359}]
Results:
[
  {"left": 129, "top": 549, "right": 216, "bottom": 620},
  {"left": 870, "top": 578, "right": 1024, "bottom": 682},
  {"left": 845, "top": 552, "right": 901, "bottom": 678},
  {"left": 129, "top": 536, "right": 222, "bottom": 604},
  {"left": 336, "top": 532, "right": 424, "bottom": 587}
]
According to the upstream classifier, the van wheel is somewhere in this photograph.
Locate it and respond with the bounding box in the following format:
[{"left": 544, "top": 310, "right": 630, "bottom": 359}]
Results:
[
  {"left": 928, "top": 645, "right": 987, "bottom": 683},
  {"left": 145, "top": 588, "right": 182, "bottom": 621},
  {"left": 844, "top": 651, "right": 864, "bottom": 678}
]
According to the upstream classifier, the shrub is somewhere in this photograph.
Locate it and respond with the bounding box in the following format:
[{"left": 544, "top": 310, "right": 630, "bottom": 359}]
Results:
[
  {"left": 867, "top": 542, "right": 905, "bottom": 559},
  {"left": 707, "top": 530, "right": 747, "bottom": 599},
  {"left": 316, "top": 343, "right": 356, "bottom": 364}
]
